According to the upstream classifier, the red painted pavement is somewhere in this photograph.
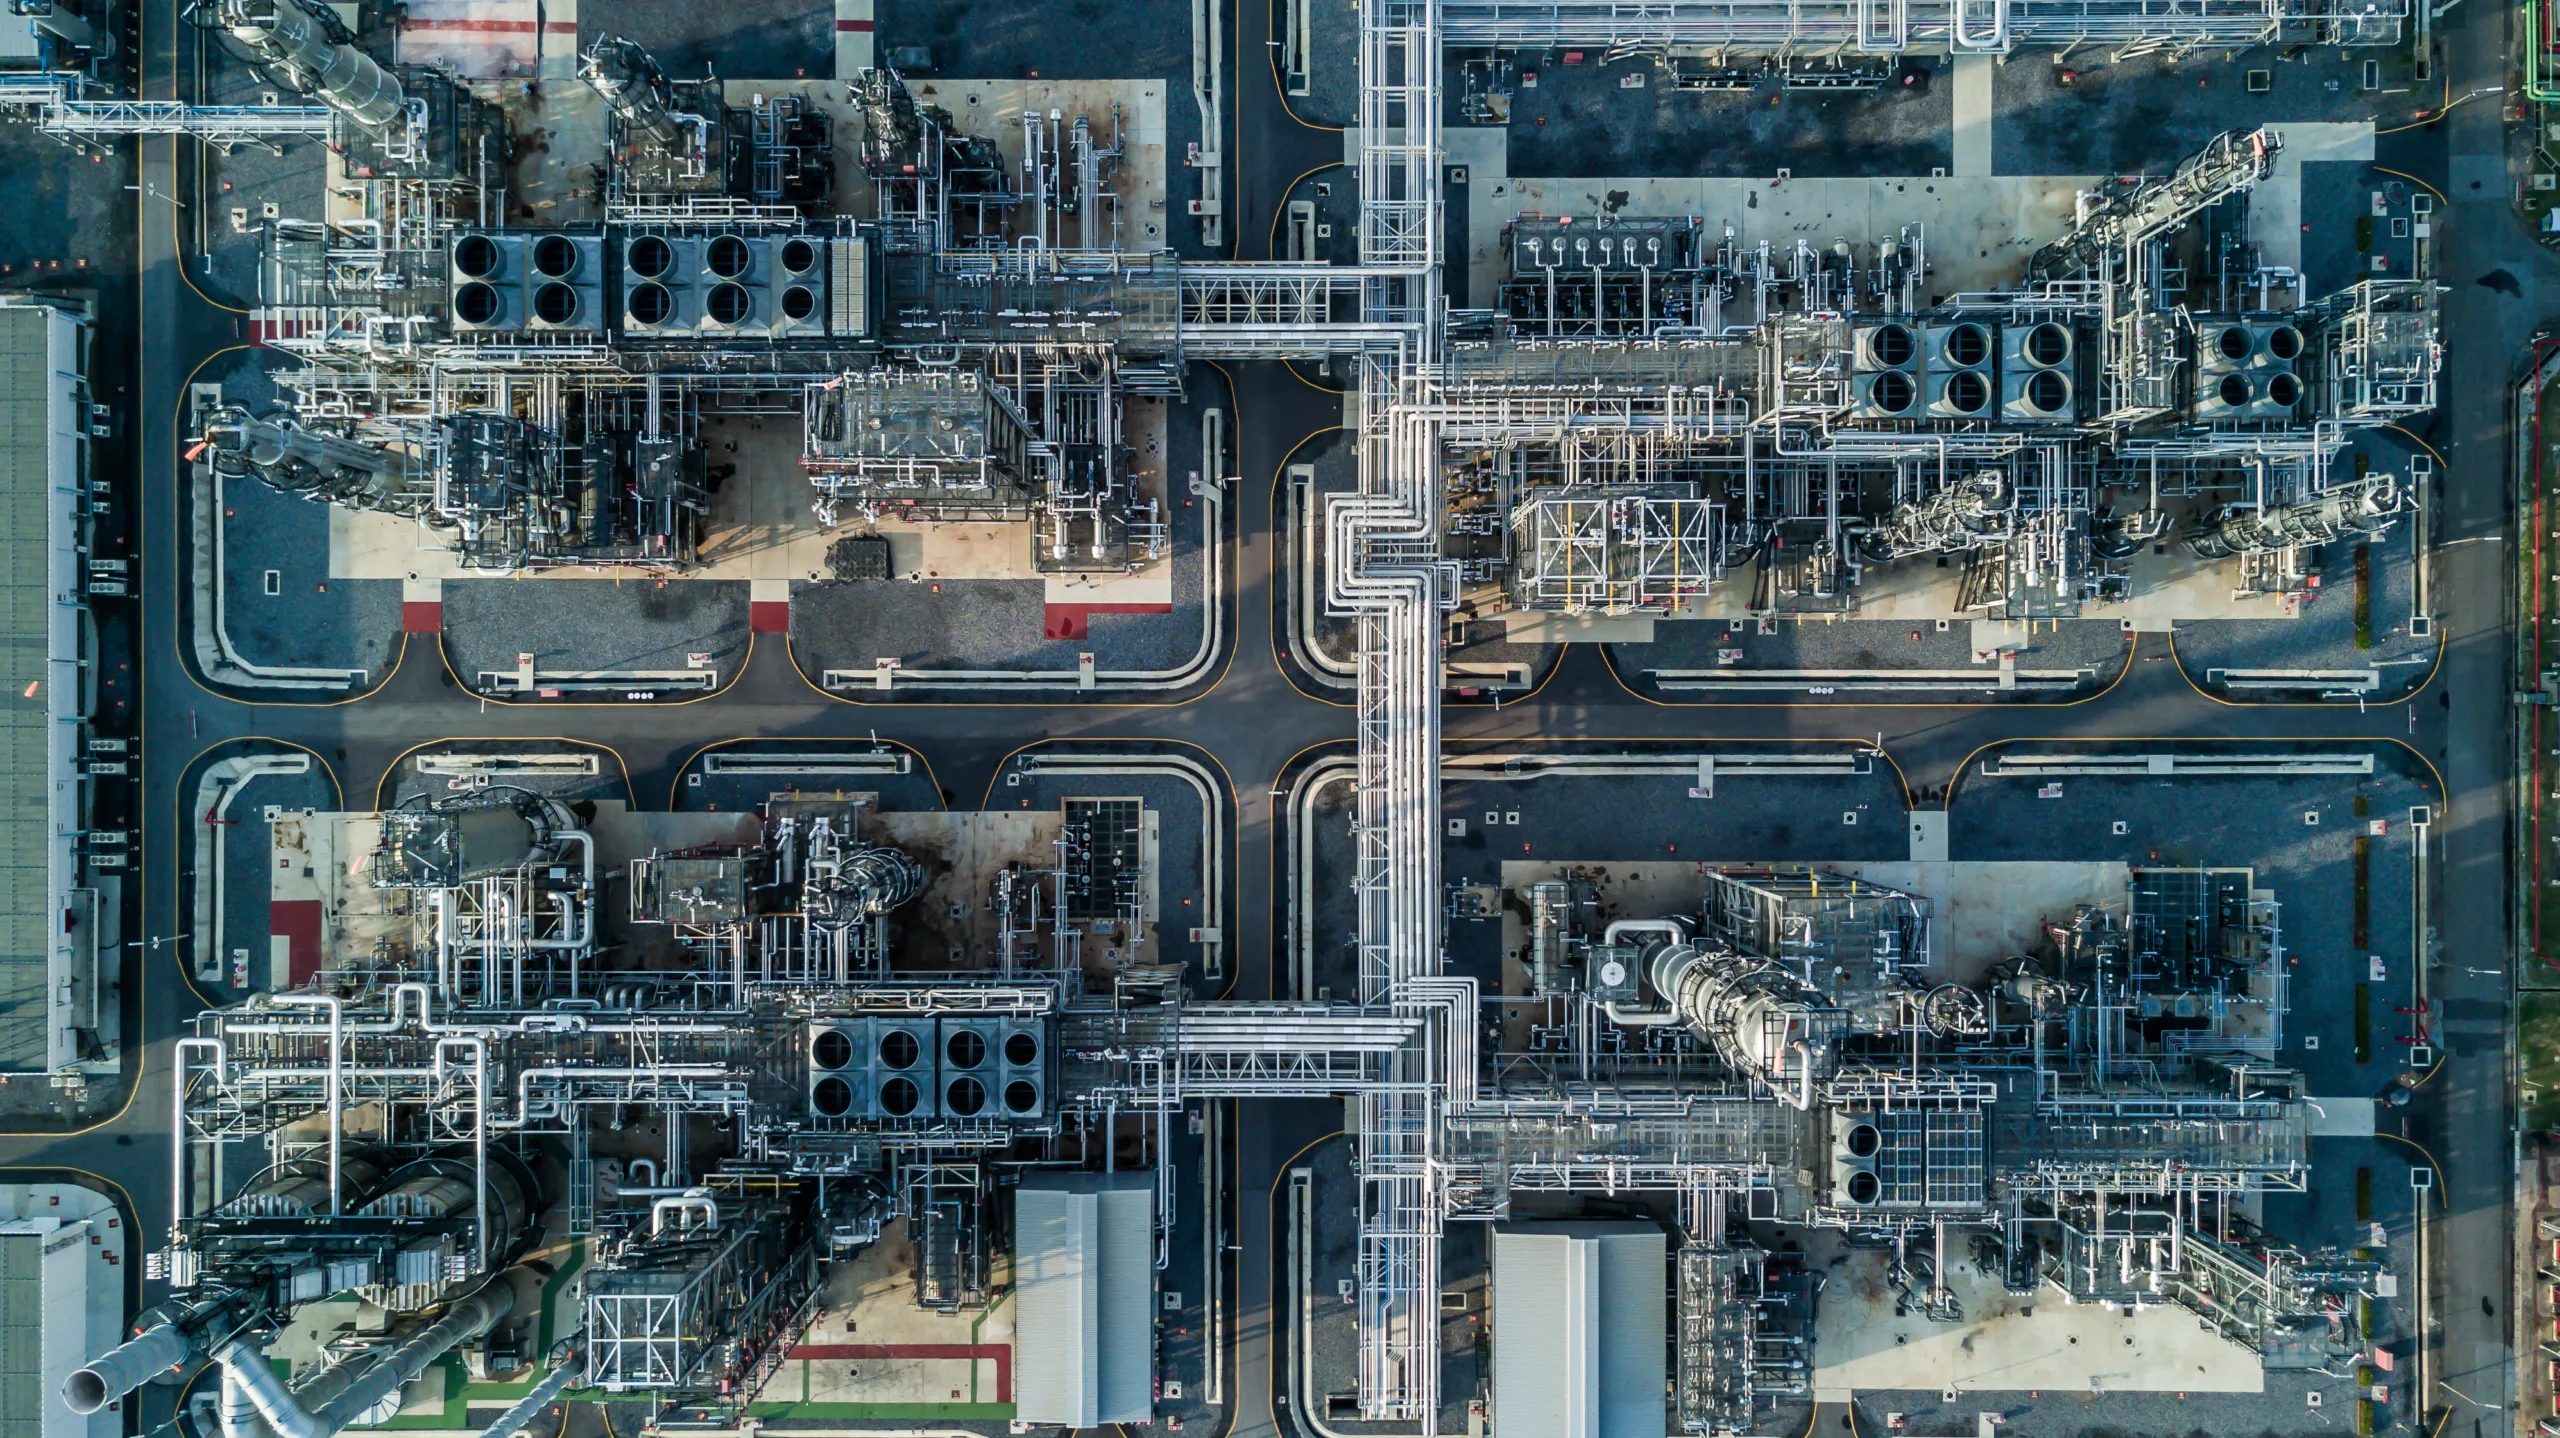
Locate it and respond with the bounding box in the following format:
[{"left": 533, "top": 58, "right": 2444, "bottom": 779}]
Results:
[
  {"left": 401, "top": 601, "right": 442, "bottom": 633},
  {"left": 788, "top": 1344, "right": 1009, "bottom": 1402},
  {"left": 1042, "top": 602, "right": 1172, "bottom": 641},
  {"left": 836, "top": 17, "right": 876, "bottom": 29},
  {"left": 269, "top": 900, "right": 324, "bottom": 986},
  {"left": 751, "top": 600, "right": 791, "bottom": 633}
]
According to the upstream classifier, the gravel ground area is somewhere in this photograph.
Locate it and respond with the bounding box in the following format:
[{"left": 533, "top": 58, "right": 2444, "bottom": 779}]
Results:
[
  {"left": 577, "top": 0, "right": 834, "bottom": 81},
  {"left": 207, "top": 761, "right": 337, "bottom": 1000},
  {"left": 2173, "top": 509, "right": 2435, "bottom": 700},
  {"left": 1500, "top": 54, "right": 1948, "bottom": 179},
  {"left": 1298, "top": 748, "right": 2428, "bottom": 1437},
  {"left": 793, "top": 574, "right": 1049, "bottom": 669},
  {"left": 1616, "top": 614, "right": 2130, "bottom": 700},
  {"left": 1954, "top": 752, "right": 2435, "bottom": 1105},
  {"left": 791, "top": 538, "right": 1206, "bottom": 674},
  {"left": 1952, "top": 748, "right": 2431, "bottom": 1433},
  {"left": 1292, "top": 0, "right": 1361, "bottom": 129},
  {"left": 218, "top": 469, "right": 405, "bottom": 680},
  {"left": 1831, "top": 1368, "right": 2400, "bottom": 1438},
  {"left": 1994, "top": 43, "right": 2404, "bottom": 176},
  {"left": 193, "top": 44, "right": 328, "bottom": 308},
  {"left": 442, "top": 577, "right": 751, "bottom": 692}
]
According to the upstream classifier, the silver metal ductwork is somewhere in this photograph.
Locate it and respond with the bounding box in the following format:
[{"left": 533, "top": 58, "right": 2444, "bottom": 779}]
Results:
[
  {"left": 222, "top": 1279, "right": 515, "bottom": 1438},
  {"left": 203, "top": 409, "right": 433, "bottom": 516},
  {"left": 216, "top": 0, "right": 405, "bottom": 130},
  {"left": 1641, "top": 941, "right": 1842, "bottom": 1108},
  {"left": 2186, "top": 474, "right": 2404, "bottom": 559},
  {"left": 577, "top": 36, "right": 688, "bottom": 151},
  {"left": 63, "top": 1319, "right": 195, "bottom": 1415}
]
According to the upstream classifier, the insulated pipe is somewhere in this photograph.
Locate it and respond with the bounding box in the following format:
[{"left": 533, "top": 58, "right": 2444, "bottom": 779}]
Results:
[
  {"left": 64, "top": 1321, "right": 195, "bottom": 1414},
  {"left": 1784, "top": 1039, "right": 1815, "bottom": 1111},
  {"left": 476, "top": 1352, "right": 583, "bottom": 1438},
  {"left": 577, "top": 37, "right": 686, "bottom": 150},
  {"left": 1598, "top": 918, "right": 1689, "bottom": 1025},
  {"left": 273, "top": 994, "right": 343, "bottom": 1214},
  {"left": 222, "top": 1281, "right": 514, "bottom": 1438},
  {"left": 217, "top": 0, "right": 405, "bottom": 130},
  {"left": 1602, "top": 917, "right": 1687, "bottom": 948},
  {"left": 650, "top": 1192, "right": 719, "bottom": 1234},
  {"left": 219, "top": 1362, "right": 270, "bottom": 1438}
]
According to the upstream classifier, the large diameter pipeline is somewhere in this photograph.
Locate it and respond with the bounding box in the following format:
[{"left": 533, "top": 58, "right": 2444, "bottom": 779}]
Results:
[
  {"left": 222, "top": 0, "right": 405, "bottom": 130},
  {"left": 476, "top": 1351, "right": 584, "bottom": 1438},
  {"left": 64, "top": 1320, "right": 195, "bottom": 1415},
  {"left": 224, "top": 1280, "right": 515, "bottom": 1438}
]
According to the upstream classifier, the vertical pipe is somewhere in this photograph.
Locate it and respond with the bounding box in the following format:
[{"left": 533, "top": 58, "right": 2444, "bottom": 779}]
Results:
[{"left": 275, "top": 996, "right": 343, "bottom": 1214}]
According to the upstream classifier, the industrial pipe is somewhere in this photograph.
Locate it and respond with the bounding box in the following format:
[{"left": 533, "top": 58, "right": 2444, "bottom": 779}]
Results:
[
  {"left": 219, "top": 1362, "right": 268, "bottom": 1438},
  {"left": 64, "top": 1320, "right": 194, "bottom": 1414},
  {"left": 475, "top": 1351, "right": 583, "bottom": 1438},
  {"left": 1599, "top": 918, "right": 1690, "bottom": 1024},
  {"left": 1601, "top": 917, "right": 1688, "bottom": 948},
  {"left": 216, "top": 0, "right": 405, "bottom": 130},
  {"left": 223, "top": 1280, "right": 514, "bottom": 1438},
  {"left": 577, "top": 37, "right": 687, "bottom": 150},
  {"left": 651, "top": 1191, "right": 720, "bottom": 1234}
]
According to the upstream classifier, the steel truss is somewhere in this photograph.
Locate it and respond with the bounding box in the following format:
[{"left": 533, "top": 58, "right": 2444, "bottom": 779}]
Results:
[
  {"left": 1434, "top": 0, "right": 2406, "bottom": 51},
  {"left": 0, "top": 73, "right": 334, "bottom": 145}
]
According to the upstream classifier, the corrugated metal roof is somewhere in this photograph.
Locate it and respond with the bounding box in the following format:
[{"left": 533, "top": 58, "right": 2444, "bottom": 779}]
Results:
[
  {"left": 0, "top": 305, "right": 75, "bottom": 1074},
  {"left": 1013, "top": 1171, "right": 1154, "bottom": 1427},
  {"left": 0, "top": 1227, "right": 43, "bottom": 1427},
  {"left": 1492, "top": 1222, "right": 1667, "bottom": 1438}
]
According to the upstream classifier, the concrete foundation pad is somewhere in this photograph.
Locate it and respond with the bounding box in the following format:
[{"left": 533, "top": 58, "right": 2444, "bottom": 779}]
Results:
[
  {"left": 1468, "top": 173, "right": 2094, "bottom": 307},
  {"left": 1814, "top": 1251, "right": 2264, "bottom": 1395},
  {"left": 1827, "top": 860, "right": 2129, "bottom": 987}
]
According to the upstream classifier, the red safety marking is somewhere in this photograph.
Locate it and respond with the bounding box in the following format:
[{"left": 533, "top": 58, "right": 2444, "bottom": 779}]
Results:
[
  {"left": 1042, "top": 602, "right": 1172, "bottom": 641},
  {"left": 270, "top": 900, "right": 323, "bottom": 986}
]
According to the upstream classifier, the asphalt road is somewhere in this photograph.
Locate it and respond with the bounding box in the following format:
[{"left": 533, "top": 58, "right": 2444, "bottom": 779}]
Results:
[{"left": 1, "top": 0, "right": 2532, "bottom": 1435}]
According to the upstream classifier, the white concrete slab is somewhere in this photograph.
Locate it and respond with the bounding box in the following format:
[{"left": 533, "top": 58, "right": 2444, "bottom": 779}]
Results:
[
  {"left": 1952, "top": 56, "right": 1996, "bottom": 177},
  {"left": 1826, "top": 860, "right": 2130, "bottom": 986},
  {"left": 2309, "top": 1096, "right": 2378, "bottom": 1136},
  {"left": 2249, "top": 122, "right": 2377, "bottom": 271},
  {"left": 1444, "top": 125, "right": 1510, "bottom": 182}
]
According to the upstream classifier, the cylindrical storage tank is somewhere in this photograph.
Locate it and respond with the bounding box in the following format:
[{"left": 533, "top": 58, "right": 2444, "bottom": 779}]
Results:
[
  {"left": 363, "top": 1172, "right": 475, "bottom": 1221},
  {"left": 222, "top": 1151, "right": 393, "bottom": 1217}
]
